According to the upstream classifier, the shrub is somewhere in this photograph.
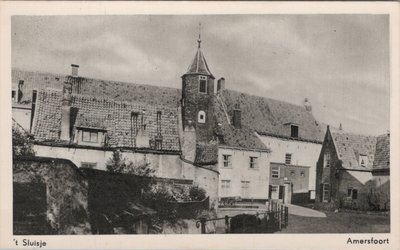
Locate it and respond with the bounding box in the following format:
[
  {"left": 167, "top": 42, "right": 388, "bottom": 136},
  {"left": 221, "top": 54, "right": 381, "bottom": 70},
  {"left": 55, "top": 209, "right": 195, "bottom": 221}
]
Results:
[
  {"left": 12, "top": 124, "right": 35, "bottom": 158},
  {"left": 189, "top": 185, "right": 206, "bottom": 201}
]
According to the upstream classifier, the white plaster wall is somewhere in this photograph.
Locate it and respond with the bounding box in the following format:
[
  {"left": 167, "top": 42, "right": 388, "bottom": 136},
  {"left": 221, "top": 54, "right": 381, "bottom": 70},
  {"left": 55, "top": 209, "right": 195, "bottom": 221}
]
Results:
[
  {"left": 34, "top": 145, "right": 219, "bottom": 204},
  {"left": 34, "top": 145, "right": 182, "bottom": 179},
  {"left": 218, "top": 147, "right": 269, "bottom": 199},
  {"left": 12, "top": 108, "right": 31, "bottom": 132},
  {"left": 256, "top": 135, "right": 322, "bottom": 194}
]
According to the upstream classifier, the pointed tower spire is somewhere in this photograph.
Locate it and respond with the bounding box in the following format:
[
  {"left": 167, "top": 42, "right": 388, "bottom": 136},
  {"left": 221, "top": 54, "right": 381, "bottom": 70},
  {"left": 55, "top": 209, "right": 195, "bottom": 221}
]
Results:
[{"left": 183, "top": 23, "right": 214, "bottom": 79}]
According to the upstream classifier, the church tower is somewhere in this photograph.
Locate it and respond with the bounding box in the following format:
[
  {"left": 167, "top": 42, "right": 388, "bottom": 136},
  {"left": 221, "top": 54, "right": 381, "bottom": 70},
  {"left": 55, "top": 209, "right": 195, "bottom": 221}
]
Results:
[{"left": 181, "top": 29, "right": 216, "bottom": 142}]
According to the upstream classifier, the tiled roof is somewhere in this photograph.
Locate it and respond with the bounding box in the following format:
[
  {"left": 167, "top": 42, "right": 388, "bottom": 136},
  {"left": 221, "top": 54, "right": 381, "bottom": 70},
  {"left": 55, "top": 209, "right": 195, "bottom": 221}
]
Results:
[
  {"left": 331, "top": 131, "right": 377, "bottom": 170},
  {"left": 184, "top": 49, "right": 214, "bottom": 78},
  {"left": 12, "top": 68, "right": 180, "bottom": 107},
  {"left": 212, "top": 96, "right": 269, "bottom": 151},
  {"left": 217, "top": 89, "right": 325, "bottom": 143},
  {"left": 32, "top": 89, "right": 181, "bottom": 151},
  {"left": 195, "top": 142, "right": 219, "bottom": 166},
  {"left": 373, "top": 133, "right": 390, "bottom": 170}
]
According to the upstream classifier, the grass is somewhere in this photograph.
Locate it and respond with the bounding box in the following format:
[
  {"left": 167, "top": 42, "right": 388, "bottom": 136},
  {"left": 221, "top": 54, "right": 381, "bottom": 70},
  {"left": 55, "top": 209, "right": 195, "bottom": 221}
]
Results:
[{"left": 278, "top": 211, "right": 390, "bottom": 233}]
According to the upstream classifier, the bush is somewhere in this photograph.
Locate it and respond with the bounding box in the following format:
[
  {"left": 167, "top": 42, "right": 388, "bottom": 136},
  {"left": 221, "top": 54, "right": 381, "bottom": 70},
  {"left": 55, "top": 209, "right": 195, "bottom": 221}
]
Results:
[
  {"left": 12, "top": 124, "right": 35, "bottom": 158},
  {"left": 189, "top": 185, "right": 206, "bottom": 201},
  {"left": 106, "top": 150, "right": 155, "bottom": 177}
]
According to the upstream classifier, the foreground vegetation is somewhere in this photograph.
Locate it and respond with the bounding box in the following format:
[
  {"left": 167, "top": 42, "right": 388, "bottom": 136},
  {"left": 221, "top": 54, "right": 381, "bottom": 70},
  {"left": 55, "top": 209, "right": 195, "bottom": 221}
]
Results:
[{"left": 278, "top": 211, "right": 390, "bottom": 233}]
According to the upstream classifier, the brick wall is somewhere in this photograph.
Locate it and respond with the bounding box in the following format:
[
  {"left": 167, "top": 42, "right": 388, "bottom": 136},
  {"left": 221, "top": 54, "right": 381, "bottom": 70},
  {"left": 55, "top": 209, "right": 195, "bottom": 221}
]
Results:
[{"left": 181, "top": 75, "right": 216, "bottom": 142}]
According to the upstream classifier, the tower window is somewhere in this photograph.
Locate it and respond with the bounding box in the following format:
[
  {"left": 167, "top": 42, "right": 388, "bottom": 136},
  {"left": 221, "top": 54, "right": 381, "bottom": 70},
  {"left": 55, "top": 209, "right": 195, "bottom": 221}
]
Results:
[
  {"left": 199, "top": 76, "right": 207, "bottom": 93},
  {"left": 291, "top": 125, "right": 299, "bottom": 137},
  {"left": 198, "top": 110, "right": 206, "bottom": 123}
]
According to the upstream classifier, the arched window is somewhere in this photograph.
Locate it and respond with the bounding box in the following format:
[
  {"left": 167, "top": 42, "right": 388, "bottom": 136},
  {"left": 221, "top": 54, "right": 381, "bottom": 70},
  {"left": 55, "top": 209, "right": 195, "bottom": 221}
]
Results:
[{"left": 198, "top": 111, "right": 206, "bottom": 123}]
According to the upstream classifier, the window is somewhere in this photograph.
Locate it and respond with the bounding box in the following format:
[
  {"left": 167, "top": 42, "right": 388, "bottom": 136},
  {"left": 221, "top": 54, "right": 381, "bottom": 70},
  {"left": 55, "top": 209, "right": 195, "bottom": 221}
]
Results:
[
  {"left": 82, "top": 130, "right": 98, "bottom": 143},
  {"left": 300, "top": 170, "right": 305, "bottom": 177},
  {"left": 269, "top": 185, "right": 279, "bottom": 199},
  {"left": 223, "top": 155, "right": 232, "bottom": 168},
  {"left": 290, "top": 170, "right": 295, "bottom": 176},
  {"left": 322, "top": 183, "right": 330, "bottom": 202},
  {"left": 199, "top": 76, "right": 207, "bottom": 93},
  {"left": 272, "top": 167, "right": 280, "bottom": 178},
  {"left": 221, "top": 180, "right": 231, "bottom": 197},
  {"left": 198, "top": 110, "right": 206, "bottom": 123},
  {"left": 249, "top": 157, "right": 258, "bottom": 169},
  {"left": 291, "top": 125, "right": 299, "bottom": 138},
  {"left": 285, "top": 153, "right": 292, "bottom": 164},
  {"left": 347, "top": 188, "right": 358, "bottom": 200},
  {"left": 241, "top": 181, "right": 250, "bottom": 198},
  {"left": 81, "top": 162, "right": 97, "bottom": 168},
  {"left": 359, "top": 155, "right": 368, "bottom": 167},
  {"left": 324, "top": 152, "right": 331, "bottom": 168},
  {"left": 221, "top": 180, "right": 231, "bottom": 189},
  {"left": 12, "top": 90, "right": 16, "bottom": 101}
]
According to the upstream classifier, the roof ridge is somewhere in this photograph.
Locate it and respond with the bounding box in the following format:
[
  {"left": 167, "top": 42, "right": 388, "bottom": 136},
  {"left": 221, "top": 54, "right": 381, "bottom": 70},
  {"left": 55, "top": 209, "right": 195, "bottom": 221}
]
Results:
[
  {"left": 39, "top": 88, "right": 178, "bottom": 111},
  {"left": 331, "top": 130, "right": 377, "bottom": 138},
  {"left": 12, "top": 67, "right": 180, "bottom": 92},
  {"left": 223, "top": 89, "right": 308, "bottom": 110}
]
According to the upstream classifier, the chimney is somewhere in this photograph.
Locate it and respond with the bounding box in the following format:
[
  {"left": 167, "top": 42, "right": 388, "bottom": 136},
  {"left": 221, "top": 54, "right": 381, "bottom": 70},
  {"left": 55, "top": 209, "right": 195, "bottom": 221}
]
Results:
[
  {"left": 232, "top": 103, "right": 241, "bottom": 129},
  {"left": 60, "top": 80, "right": 72, "bottom": 141},
  {"left": 339, "top": 123, "right": 343, "bottom": 131},
  {"left": 304, "top": 98, "right": 312, "bottom": 112},
  {"left": 71, "top": 64, "right": 79, "bottom": 77},
  {"left": 217, "top": 77, "right": 225, "bottom": 92}
]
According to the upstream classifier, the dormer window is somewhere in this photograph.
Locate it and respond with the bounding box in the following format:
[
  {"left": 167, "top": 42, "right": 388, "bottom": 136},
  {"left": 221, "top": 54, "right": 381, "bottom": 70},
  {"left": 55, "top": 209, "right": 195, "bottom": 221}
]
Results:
[
  {"left": 198, "top": 110, "right": 206, "bottom": 123},
  {"left": 77, "top": 127, "right": 106, "bottom": 146},
  {"left": 82, "top": 130, "right": 98, "bottom": 143},
  {"left": 359, "top": 154, "right": 368, "bottom": 167},
  {"left": 291, "top": 125, "right": 299, "bottom": 138},
  {"left": 199, "top": 76, "right": 207, "bottom": 93}
]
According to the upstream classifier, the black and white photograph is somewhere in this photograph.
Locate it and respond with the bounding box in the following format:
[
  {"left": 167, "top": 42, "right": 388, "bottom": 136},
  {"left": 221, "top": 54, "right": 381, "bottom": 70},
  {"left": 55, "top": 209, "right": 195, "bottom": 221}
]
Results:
[{"left": 0, "top": 1, "right": 398, "bottom": 249}]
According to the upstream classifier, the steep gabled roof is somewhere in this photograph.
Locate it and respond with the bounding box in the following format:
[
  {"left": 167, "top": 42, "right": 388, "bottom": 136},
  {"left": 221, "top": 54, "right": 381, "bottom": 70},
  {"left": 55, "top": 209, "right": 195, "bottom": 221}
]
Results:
[
  {"left": 184, "top": 49, "right": 214, "bottom": 78},
  {"left": 217, "top": 89, "right": 325, "bottom": 143},
  {"left": 330, "top": 131, "right": 377, "bottom": 170},
  {"left": 12, "top": 68, "right": 181, "bottom": 107},
  {"left": 373, "top": 133, "right": 390, "bottom": 170},
  {"left": 32, "top": 89, "right": 181, "bottom": 151}
]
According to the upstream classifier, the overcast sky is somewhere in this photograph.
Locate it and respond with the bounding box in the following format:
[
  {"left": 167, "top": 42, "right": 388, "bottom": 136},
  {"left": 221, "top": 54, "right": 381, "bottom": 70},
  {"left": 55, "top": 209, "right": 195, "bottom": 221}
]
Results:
[{"left": 12, "top": 15, "right": 390, "bottom": 135}]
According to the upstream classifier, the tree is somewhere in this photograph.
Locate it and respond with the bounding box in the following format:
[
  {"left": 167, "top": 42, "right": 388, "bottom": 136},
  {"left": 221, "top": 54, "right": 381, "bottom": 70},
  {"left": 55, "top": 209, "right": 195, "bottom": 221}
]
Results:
[
  {"left": 189, "top": 185, "right": 206, "bottom": 201},
  {"left": 106, "top": 150, "right": 155, "bottom": 177},
  {"left": 12, "top": 123, "right": 35, "bottom": 158}
]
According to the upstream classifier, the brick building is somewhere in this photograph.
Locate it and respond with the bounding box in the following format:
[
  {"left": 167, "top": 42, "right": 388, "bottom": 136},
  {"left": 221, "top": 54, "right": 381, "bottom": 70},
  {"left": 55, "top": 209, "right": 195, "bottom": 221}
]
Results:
[
  {"left": 12, "top": 35, "right": 328, "bottom": 206},
  {"left": 371, "top": 133, "right": 390, "bottom": 210},
  {"left": 315, "top": 126, "right": 390, "bottom": 210}
]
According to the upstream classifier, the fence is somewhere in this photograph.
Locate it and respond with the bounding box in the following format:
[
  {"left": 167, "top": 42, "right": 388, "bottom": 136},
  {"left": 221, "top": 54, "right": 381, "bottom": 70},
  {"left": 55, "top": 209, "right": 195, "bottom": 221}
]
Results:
[{"left": 196, "top": 200, "right": 288, "bottom": 233}]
